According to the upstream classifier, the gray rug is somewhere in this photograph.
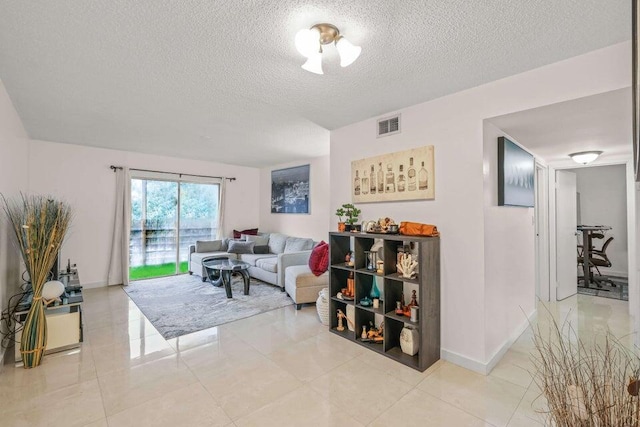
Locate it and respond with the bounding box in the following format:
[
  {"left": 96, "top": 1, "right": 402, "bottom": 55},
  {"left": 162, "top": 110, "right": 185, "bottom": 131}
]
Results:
[
  {"left": 577, "top": 276, "right": 628, "bottom": 301},
  {"left": 124, "top": 274, "right": 293, "bottom": 339}
]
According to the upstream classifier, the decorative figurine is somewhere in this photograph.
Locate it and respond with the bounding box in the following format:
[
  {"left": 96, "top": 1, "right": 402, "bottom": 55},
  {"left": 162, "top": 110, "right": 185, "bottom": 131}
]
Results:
[
  {"left": 366, "top": 321, "right": 384, "bottom": 343},
  {"left": 337, "top": 309, "right": 346, "bottom": 331},
  {"left": 397, "top": 253, "right": 418, "bottom": 279},
  {"left": 395, "top": 301, "right": 403, "bottom": 315},
  {"left": 408, "top": 290, "right": 419, "bottom": 308},
  {"left": 345, "top": 251, "right": 355, "bottom": 266},
  {"left": 337, "top": 309, "right": 354, "bottom": 331}
]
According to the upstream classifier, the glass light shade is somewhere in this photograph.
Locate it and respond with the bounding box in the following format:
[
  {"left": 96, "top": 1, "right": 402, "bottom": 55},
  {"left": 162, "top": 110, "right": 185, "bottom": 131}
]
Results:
[
  {"left": 336, "top": 37, "right": 361, "bottom": 67},
  {"left": 569, "top": 151, "right": 602, "bottom": 165},
  {"left": 301, "top": 52, "right": 323, "bottom": 74},
  {"left": 295, "top": 28, "right": 320, "bottom": 58}
]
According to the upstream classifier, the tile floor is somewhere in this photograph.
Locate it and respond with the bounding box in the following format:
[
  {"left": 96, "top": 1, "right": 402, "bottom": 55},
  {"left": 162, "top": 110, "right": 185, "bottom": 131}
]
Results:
[{"left": 0, "top": 286, "right": 635, "bottom": 426}]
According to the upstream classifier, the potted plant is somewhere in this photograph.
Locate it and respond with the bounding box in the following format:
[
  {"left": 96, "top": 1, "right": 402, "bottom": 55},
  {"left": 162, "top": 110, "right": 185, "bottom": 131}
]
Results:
[
  {"left": 335, "top": 206, "right": 346, "bottom": 232},
  {"left": 342, "top": 203, "right": 362, "bottom": 232},
  {"left": 2, "top": 194, "right": 72, "bottom": 368}
]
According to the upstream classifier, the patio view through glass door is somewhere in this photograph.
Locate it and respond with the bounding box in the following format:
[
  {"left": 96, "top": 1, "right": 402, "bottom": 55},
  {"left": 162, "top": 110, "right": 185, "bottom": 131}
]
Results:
[{"left": 129, "top": 177, "right": 220, "bottom": 280}]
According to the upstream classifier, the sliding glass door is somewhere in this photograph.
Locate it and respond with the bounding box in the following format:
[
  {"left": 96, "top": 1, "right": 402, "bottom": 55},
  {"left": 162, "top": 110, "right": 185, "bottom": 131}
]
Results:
[{"left": 129, "top": 177, "right": 220, "bottom": 280}]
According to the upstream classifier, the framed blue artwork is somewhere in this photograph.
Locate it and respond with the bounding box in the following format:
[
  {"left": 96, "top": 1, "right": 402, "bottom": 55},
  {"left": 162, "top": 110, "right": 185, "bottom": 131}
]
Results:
[
  {"left": 271, "top": 164, "right": 310, "bottom": 214},
  {"left": 498, "top": 137, "right": 534, "bottom": 207}
]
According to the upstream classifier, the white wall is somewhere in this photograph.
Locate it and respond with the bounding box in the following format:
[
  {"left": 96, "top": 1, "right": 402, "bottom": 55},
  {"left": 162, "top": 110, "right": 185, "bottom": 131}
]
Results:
[
  {"left": 483, "top": 122, "right": 536, "bottom": 366},
  {"left": 0, "top": 79, "right": 30, "bottom": 364},
  {"left": 28, "top": 140, "right": 260, "bottom": 287},
  {"left": 259, "top": 156, "right": 330, "bottom": 242},
  {"left": 568, "top": 164, "right": 628, "bottom": 276},
  {"left": 330, "top": 42, "right": 630, "bottom": 372}
]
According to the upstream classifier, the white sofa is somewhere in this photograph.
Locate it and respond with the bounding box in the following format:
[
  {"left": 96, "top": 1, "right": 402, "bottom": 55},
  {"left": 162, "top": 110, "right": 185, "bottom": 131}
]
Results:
[{"left": 188, "top": 232, "right": 315, "bottom": 290}]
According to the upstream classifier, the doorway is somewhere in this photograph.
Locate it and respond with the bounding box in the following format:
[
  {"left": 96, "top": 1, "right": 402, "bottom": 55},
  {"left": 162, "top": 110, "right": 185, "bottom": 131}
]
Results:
[{"left": 129, "top": 177, "right": 221, "bottom": 280}]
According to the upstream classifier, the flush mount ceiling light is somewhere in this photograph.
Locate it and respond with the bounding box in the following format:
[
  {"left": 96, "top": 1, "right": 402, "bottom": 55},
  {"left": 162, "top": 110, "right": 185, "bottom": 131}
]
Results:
[
  {"left": 295, "top": 23, "right": 361, "bottom": 74},
  {"left": 569, "top": 151, "right": 603, "bottom": 165}
]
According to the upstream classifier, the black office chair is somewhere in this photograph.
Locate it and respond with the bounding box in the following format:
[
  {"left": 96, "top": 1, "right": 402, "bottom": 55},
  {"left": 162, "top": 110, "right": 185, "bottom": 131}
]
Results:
[{"left": 577, "top": 237, "right": 615, "bottom": 288}]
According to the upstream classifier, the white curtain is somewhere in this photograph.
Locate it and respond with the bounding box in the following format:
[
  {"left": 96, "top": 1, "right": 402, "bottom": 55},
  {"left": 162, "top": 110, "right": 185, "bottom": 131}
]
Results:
[
  {"left": 216, "top": 178, "right": 226, "bottom": 239},
  {"left": 107, "top": 167, "right": 131, "bottom": 286}
]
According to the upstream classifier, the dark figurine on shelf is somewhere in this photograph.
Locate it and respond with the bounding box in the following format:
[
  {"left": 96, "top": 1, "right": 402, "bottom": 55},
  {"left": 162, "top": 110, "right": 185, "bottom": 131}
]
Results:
[{"left": 408, "top": 290, "right": 419, "bottom": 308}]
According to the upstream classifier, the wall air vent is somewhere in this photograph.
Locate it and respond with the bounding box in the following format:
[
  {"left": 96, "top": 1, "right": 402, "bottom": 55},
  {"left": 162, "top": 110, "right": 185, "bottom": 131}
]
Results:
[{"left": 377, "top": 114, "right": 401, "bottom": 137}]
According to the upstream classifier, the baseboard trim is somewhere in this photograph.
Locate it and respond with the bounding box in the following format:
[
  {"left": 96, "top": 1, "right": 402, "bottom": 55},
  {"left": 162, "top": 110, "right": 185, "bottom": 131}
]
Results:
[
  {"left": 441, "top": 308, "right": 537, "bottom": 376},
  {"left": 485, "top": 308, "right": 537, "bottom": 374},
  {"left": 81, "top": 281, "right": 108, "bottom": 289},
  {"left": 441, "top": 348, "right": 488, "bottom": 374}
]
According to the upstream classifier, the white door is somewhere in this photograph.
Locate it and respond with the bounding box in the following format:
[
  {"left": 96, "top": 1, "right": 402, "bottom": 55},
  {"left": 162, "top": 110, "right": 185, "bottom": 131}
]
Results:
[
  {"left": 556, "top": 170, "right": 578, "bottom": 300},
  {"left": 535, "top": 165, "right": 550, "bottom": 301}
]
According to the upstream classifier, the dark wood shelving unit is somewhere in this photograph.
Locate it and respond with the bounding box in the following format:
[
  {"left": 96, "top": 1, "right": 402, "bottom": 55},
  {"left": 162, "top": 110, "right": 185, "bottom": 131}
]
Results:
[{"left": 328, "top": 231, "right": 440, "bottom": 372}]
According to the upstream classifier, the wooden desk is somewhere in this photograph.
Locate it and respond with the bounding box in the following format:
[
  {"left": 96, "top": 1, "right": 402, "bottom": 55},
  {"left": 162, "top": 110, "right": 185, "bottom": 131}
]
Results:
[{"left": 577, "top": 225, "right": 612, "bottom": 289}]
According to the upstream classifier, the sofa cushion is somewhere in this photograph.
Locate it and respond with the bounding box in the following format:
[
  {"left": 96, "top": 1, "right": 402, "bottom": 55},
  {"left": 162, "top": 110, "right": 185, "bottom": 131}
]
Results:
[
  {"left": 227, "top": 240, "right": 255, "bottom": 254},
  {"left": 284, "top": 237, "right": 314, "bottom": 253},
  {"left": 268, "top": 233, "right": 288, "bottom": 254},
  {"left": 256, "top": 257, "right": 278, "bottom": 273},
  {"left": 190, "top": 252, "right": 233, "bottom": 264},
  {"left": 244, "top": 234, "right": 270, "bottom": 246},
  {"left": 195, "top": 240, "right": 222, "bottom": 253},
  {"left": 238, "top": 253, "right": 276, "bottom": 266},
  {"left": 233, "top": 228, "right": 258, "bottom": 239},
  {"left": 308, "top": 241, "right": 329, "bottom": 276}
]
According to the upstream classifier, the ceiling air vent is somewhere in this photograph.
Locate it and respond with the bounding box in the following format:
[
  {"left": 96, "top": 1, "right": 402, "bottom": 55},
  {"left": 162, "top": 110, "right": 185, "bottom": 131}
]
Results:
[{"left": 377, "top": 114, "right": 401, "bottom": 137}]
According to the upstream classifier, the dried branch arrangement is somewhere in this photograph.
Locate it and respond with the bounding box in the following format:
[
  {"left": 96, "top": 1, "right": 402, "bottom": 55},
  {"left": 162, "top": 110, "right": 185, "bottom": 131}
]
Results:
[
  {"left": 2, "top": 194, "right": 72, "bottom": 368},
  {"left": 532, "top": 314, "right": 640, "bottom": 426}
]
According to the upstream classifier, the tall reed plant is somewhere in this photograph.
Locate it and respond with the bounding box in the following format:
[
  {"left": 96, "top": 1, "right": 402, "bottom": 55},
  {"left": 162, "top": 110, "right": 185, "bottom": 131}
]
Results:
[
  {"left": 2, "top": 194, "right": 72, "bottom": 368},
  {"left": 532, "top": 314, "right": 640, "bottom": 425}
]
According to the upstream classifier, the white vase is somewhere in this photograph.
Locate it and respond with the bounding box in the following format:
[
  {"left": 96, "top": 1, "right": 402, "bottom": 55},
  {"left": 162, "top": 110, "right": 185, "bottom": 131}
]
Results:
[
  {"left": 346, "top": 304, "right": 355, "bottom": 331},
  {"left": 400, "top": 325, "right": 419, "bottom": 356}
]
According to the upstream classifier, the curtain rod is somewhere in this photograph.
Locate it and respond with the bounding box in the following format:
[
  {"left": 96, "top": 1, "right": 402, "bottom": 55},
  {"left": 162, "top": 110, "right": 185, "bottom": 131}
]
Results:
[{"left": 109, "top": 165, "right": 236, "bottom": 182}]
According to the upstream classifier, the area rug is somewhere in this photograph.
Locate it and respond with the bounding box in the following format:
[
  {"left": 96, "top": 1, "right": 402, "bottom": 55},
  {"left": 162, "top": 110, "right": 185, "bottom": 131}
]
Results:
[
  {"left": 577, "top": 276, "right": 628, "bottom": 301},
  {"left": 124, "top": 274, "right": 293, "bottom": 339}
]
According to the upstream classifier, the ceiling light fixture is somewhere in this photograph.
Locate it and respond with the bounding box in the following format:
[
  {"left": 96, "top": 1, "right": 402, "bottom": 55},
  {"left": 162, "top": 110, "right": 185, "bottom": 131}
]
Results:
[
  {"left": 295, "top": 23, "right": 361, "bottom": 74},
  {"left": 569, "top": 151, "right": 603, "bottom": 165}
]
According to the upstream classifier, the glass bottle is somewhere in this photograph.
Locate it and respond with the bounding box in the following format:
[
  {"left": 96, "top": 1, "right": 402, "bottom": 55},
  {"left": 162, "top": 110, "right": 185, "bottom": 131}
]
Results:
[
  {"left": 370, "top": 276, "right": 380, "bottom": 299},
  {"left": 354, "top": 170, "right": 361, "bottom": 196},
  {"left": 369, "top": 165, "right": 376, "bottom": 194},
  {"left": 377, "top": 162, "right": 384, "bottom": 193},
  {"left": 385, "top": 163, "right": 395, "bottom": 193},
  {"left": 361, "top": 170, "right": 369, "bottom": 195},
  {"left": 418, "top": 161, "right": 428, "bottom": 190},
  {"left": 397, "top": 164, "right": 405, "bottom": 192},
  {"left": 408, "top": 157, "right": 417, "bottom": 191}
]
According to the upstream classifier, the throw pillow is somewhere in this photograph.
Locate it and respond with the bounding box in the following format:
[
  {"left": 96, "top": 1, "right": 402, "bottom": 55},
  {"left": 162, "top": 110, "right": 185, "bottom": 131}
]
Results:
[
  {"left": 233, "top": 228, "right": 258, "bottom": 239},
  {"left": 243, "top": 233, "right": 270, "bottom": 246},
  {"left": 227, "top": 240, "right": 256, "bottom": 254},
  {"left": 309, "top": 241, "right": 329, "bottom": 276},
  {"left": 195, "top": 240, "right": 222, "bottom": 253},
  {"left": 253, "top": 245, "right": 270, "bottom": 254}
]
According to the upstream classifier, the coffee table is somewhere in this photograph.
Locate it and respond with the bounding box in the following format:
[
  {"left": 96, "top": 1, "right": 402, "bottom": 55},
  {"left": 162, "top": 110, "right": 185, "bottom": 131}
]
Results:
[{"left": 202, "top": 257, "right": 251, "bottom": 298}]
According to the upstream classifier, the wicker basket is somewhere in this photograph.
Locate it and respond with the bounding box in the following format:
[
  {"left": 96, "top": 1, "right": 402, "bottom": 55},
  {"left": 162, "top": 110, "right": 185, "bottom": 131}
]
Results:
[{"left": 316, "top": 288, "right": 329, "bottom": 326}]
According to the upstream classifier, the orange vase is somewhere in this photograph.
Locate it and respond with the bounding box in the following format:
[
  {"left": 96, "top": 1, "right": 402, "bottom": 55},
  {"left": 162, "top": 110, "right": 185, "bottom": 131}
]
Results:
[{"left": 338, "top": 222, "right": 346, "bottom": 232}]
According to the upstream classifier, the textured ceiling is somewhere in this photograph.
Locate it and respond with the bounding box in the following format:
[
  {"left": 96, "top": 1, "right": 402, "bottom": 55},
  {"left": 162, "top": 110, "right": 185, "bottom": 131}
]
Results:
[
  {"left": 488, "top": 88, "right": 632, "bottom": 167},
  {"left": 0, "top": 0, "right": 630, "bottom": 167}
]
